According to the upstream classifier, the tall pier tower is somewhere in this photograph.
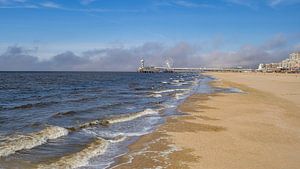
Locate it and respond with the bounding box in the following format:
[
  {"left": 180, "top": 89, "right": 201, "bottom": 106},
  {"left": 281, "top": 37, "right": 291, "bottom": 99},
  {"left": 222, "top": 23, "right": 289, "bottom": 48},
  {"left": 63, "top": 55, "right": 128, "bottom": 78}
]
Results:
[{"left": 140, "top": 59, "right": 144, "bottom": 68}]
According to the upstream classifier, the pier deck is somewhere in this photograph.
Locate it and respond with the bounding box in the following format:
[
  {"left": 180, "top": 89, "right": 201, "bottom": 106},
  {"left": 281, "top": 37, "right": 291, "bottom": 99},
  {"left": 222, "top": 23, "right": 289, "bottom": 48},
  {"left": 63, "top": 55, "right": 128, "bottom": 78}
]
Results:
[{"left": 138, "top": 66, "right": 252, "bottom": 73}]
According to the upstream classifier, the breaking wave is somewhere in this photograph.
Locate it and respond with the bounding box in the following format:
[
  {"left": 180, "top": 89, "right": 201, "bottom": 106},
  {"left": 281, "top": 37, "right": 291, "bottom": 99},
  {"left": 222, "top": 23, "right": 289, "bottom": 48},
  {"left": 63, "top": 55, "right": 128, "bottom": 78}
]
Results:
[
  {"left": 153, "top": 88, "right": 190, "bottom": 94},
  {"left": 0, "top": 126, "right": 68, "bottom": 157},
  {"left": 69, "top": 109, "right": 158, "bottom": 131},
  {"left": 171, "top": 82, "right": 190, "bottom": 86},
  {"left": 107, "top": 109, "right": 158, "bottom": 124},
  {"left": 37, "top": 138, "right": 108, "bottom": 169},
  {"left": 153, "top": 89, "right": 175, "bottom": 94},
  {"left": 106, "top": 135, "right": 127, "bottom": 143},
  {"left": 148, "top": 94, "right": 162, "bottom": 98},
  {"left": 82, "top": 130, "right": 127, "bottom": 143}
]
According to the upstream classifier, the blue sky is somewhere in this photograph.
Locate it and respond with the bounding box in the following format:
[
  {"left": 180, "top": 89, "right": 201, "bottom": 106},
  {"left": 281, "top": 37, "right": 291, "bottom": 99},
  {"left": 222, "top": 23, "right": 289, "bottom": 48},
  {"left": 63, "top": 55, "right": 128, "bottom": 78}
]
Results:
[{"left": 0, "top": 0, "right": 300, "bottom": 70}]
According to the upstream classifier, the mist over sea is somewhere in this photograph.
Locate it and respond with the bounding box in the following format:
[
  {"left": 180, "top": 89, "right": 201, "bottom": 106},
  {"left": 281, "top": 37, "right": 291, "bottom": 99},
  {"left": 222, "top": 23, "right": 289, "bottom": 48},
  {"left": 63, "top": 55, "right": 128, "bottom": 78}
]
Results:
[{"left": 0, "top": 72, "right": 217, "bottom": 168}]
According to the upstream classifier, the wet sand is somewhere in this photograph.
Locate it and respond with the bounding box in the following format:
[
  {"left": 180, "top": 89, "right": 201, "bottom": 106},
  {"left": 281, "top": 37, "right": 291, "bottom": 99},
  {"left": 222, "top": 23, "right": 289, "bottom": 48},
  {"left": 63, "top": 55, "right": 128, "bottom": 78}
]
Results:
[{"left": 113, "top": 72, "right": 300, "bottom": 169}]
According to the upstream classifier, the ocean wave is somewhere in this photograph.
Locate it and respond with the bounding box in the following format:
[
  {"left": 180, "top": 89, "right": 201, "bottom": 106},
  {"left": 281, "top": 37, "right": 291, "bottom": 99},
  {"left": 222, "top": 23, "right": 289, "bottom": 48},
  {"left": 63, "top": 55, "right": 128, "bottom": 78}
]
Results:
[
  {"left": 107, "top": 109, "right": 158, "bottom": 124},
  {"left": 161, "top": 103, "right": 176, "bottom": 108},
  {"left": 133, "top": 87, "right": 152, "bottom": 91},
  {"left": 99, "top": 102, "right": 127, "bottom": 110},
  {"left": 52, "top": 111, "right": 77, "bottom": 118},
  {"left": 148, "top": 94, "right": 162, "bottom": 98},
  {"left": 174, "top": 89, "right": 191, "bottom": 99},
  {"left": 37, "top": 137, "right": 108, "bottom": 169},
  {"left": 82, "top": 130, "right": 128, "bottom": 143},
  {"left": 9, "top": 101, "right": 59, "bottom": 110},
  {"left": 52, "top": 103, "right": 127, "bottom": 119},
  {"left": 153, "top": 89, "right": 175, "bottom": 94},
  {"left": 175, "top": 88, "right": 190, "bottom": 91},
  {"left": 70, "top": 109, "right": 159, "bottom": 131},
  {"left": 84, "top": 129, "right": 153, "bottom": 139},
  {"left": 68, "top": 97, "right": 97, "bottom": 103},
  {"left": 0, "top": 126, "right": 68, "bottom": 157},
  {"left": 175, "top": 93, "right": 186, "bottom": 99},
  {"left": 68, "top": 119, "right": 109, "bottom": 131},
  {"left": 153, "top": 88, "right": 189, "bottom": 94},
  {"left": 107, "top": 135, "right": 127, "bottom": 143},
  {"left": 171, "top": 82, "right": 182, "bottom": 86},
  {"left": 171, "top": 82, "right": 190, "bottom": 86}
]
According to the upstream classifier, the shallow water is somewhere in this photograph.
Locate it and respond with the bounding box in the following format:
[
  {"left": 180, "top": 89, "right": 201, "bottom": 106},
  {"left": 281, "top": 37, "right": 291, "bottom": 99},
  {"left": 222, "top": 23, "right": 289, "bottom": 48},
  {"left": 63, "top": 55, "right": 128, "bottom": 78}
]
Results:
[{"left": 0, "top": 72, "right": 213, "bottom": 168}]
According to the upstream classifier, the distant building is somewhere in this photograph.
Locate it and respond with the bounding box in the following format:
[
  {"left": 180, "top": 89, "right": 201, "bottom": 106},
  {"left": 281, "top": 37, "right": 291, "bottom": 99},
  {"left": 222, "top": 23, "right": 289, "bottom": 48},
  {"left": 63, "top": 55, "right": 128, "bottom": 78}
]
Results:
[
  {"left": 290, "top": 52, "right": 300, "bottom": 60},
  {"left": 257, "top": 52, "right": 300, "bottom": 73},
  {"left": 257, "top": 63, "right": 265, "bottom": 71}
]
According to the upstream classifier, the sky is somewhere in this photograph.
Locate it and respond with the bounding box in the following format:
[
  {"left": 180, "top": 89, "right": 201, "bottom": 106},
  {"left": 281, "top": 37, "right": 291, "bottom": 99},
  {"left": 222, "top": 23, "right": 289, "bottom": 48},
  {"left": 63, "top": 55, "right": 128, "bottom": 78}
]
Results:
[{"left": 0, "top": 0, "right": 300, "bottom": 71}]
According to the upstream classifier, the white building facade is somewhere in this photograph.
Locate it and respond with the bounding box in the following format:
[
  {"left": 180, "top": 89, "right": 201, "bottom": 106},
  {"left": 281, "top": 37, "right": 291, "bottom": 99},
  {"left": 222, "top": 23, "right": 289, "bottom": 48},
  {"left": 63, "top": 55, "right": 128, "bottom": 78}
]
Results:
[{"left": 257, "top": 52, "right": 300, "bottom": 72}]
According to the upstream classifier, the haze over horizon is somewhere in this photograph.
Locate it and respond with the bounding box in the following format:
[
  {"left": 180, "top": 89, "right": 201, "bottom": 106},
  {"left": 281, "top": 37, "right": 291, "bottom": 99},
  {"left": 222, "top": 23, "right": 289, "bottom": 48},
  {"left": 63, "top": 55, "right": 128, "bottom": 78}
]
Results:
[{"left": 0, "top": 0, "right": 300, "bottom": 71}]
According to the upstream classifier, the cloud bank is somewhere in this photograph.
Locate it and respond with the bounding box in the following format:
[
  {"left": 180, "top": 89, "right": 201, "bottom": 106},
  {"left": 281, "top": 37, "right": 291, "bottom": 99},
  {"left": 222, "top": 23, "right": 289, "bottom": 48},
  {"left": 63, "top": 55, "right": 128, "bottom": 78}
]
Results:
[
  {"left": 225, "top": 0, "right": 300, "bottom": 8},
  {"left": 0, "top": 35, "right": 296, "bottom": 71}
]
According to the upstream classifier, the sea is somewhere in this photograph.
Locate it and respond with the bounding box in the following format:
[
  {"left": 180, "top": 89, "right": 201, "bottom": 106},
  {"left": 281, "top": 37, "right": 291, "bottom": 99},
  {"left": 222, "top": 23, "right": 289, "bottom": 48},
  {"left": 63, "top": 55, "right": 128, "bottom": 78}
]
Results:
[{"left": 0, "top": 72, "right": 236, "bottom": 169}]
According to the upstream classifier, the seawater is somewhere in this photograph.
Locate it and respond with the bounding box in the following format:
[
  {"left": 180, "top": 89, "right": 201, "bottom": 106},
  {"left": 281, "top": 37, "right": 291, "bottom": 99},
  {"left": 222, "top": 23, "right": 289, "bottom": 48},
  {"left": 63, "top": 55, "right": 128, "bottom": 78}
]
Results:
[{"left": 0, "top": 72, "right": 213, "bottom": 169}]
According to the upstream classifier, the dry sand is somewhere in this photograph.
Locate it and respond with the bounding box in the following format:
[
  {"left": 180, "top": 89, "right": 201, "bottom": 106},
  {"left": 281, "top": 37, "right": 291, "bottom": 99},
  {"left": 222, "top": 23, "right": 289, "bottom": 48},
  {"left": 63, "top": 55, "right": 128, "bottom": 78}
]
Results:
[{"left": 113, "top": 72, "right": 300, "bottom": 169}]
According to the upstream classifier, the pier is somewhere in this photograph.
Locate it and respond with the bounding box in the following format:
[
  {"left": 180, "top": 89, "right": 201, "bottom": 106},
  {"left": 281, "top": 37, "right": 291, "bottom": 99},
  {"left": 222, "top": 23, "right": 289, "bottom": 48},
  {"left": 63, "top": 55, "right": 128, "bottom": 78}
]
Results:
[
  {"left": 138, "top": 60, "right": 252, "bottom": 73},
  {"left": 138, "top": 67, "right": 253, "bottom": 73}
]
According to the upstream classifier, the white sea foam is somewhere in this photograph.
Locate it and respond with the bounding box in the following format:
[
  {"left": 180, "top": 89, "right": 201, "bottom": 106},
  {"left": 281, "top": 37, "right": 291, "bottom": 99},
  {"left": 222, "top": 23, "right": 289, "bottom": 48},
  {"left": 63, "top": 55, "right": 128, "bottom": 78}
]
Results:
[
  {"left": 82, "top": 130, "right": 127, "bottom": 143},
  {"left": 175, "top": 92, "right": 187, "bottom": 99},
  {"left": 162, "top": 103, "right": 176, "bottom": 108},
  {"left": 229, "top": 88, "right": 244, "bottom": 93},
  {"left": 107, "top": 135, "right": 127, "bottom": 143},
  {"left": 148, "top": 94, "right": 162, "bottom": 98},
  {"left": 171, "top": 82, "right": 190, "bottom": 86},
  {"left": 153, "top": 88, "right": 189, "bottom": 94},
  {"left": 108, "top": 109, "right": 158, "bottom": 124},
  {"left": 0, "top": 126, "right": 68, "bottom": 157},
  {"left": 111, "top": 137, "right": 181, "bottom": 169},
  {"left": 153, "top": 89, "right": 175, "bottom": 94},
  {"left": 85, "top": 130, "right": 151, "bottom": 138},
  {"left": 175, "top": 88, "right": 190, "bottom": 91},
  {"left": 75, "top": 109, "right": 159, "bottom": 131},
  {"left": 171, "top": 82, "right": 182, "bottom": 86},
  {"left": 37, "top": 138, "right": 108, "bottom": 169}
]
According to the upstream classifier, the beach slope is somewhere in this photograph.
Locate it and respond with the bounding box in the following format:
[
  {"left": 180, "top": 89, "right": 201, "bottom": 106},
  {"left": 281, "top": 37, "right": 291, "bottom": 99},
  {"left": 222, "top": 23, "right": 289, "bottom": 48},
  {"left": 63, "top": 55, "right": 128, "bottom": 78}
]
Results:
[{"left": 114, "top": 72, "right": 300, "bottom": 169}]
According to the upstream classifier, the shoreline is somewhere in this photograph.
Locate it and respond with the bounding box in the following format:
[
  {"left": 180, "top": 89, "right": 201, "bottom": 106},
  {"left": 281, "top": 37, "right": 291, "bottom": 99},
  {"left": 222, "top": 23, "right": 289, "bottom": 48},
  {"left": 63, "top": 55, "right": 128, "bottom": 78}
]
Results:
[{"left": 112, "top": 72, "right": 300, "bottom": 169}]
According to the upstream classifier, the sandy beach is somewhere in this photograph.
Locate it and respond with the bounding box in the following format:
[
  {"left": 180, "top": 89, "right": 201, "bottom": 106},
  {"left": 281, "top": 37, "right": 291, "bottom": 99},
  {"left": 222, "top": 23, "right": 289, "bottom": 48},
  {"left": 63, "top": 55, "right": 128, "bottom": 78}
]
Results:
[{"left": 114, "top": 72, "right": 300, "bottom": 169}]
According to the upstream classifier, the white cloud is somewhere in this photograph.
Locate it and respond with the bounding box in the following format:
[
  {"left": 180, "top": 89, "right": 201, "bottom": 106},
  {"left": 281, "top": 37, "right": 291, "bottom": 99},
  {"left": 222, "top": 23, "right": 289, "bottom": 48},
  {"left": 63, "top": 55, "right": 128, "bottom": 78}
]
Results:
[
  {"left": 269, "top": 0, "right": 283, "bottom": 6},
  {"left": 225, "top": 0, "right": 300, "bottom": 8},
  {"left": 40, "top": 1, "right": 61, "bottom": 9},
  {"left": 174, "top": 0, "right": 203, "bottom": 8},
  {"left": 224, "top": 0, "right": 259, "bottom": 9},
  {"left": 268, "top": 0, "right": 300, "bottom": 7},
  {"left": 155, "top": 0, "right": 215, "bottom": 9},
  {"left": 0, "top": 0, "right": 141, "bottom": 13},
  {"left": 0, "top": 34, "right": 296, "bottom": 71},
  {"left": 80, "top": 0, "right": 97, "bottom": 5},
  {"left": 0, "top": 0, "right": 26, "bottom": 4}
]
